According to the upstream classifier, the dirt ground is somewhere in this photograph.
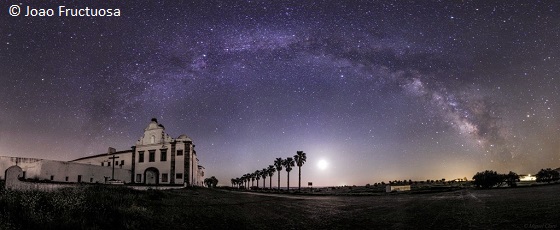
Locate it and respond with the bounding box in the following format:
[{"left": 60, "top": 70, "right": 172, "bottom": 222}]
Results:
[{"left": 163, "top": 184, "right": 560, "bottom": 229}]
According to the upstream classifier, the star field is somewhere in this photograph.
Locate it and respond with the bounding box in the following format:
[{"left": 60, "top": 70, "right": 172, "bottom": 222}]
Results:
[{"left": 1, "top": 1, "right": 559, "bottom": 186}]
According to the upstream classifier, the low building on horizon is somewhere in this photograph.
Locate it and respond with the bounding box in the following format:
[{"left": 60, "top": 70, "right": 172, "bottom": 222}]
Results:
[{"left": 386, "top": 185, "right": 411, "bottom": 192}]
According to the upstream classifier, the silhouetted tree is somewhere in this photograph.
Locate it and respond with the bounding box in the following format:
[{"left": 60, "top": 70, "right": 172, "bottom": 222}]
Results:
[
  {"left": 261, "top": 168, "right": 268, "bottom": 189},
  {"left": 505, "top": 171, "right": 520, "bottom": 187},
  {"left": 236, "top": 177, "right": 242, "bottom": 188},
  {"left": 267, "top": 165, "right": 276, "bottom": 190},
  {"left": 204, "top": 176, "right": 218, "bottom": 188},
  {"left": 294, "top": 151, "right": 307, "bottom": 191},
  {"left": 553, "top": 170, "right": 560, "bottom": 182},
  {"left": 251, "top": 173, "right": 256, "bottom": 188},
  {"left": 283, "top": 157, "right": 295, "bottom": 191},
  {"left": 536, "top": 168, "right": 560, "bottom": 183},
  {"left": 472, "top": 170, "right": 504, "bottom": 188},
  {"left": 243, "top": 173, "right": 250, "bottom": 189},
  {"left": 274, "top": 158, "right": 283, "bottom": 191},
  {"left": 255, "top": 170, "right": 261, "bottom": 188}
]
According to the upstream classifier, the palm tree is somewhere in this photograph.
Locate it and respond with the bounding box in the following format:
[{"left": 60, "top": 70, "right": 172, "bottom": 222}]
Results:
[
  {"left": 251, "top": 173, "right": 256, "bottom": 188},
  {"left": 274, "top": 158, "right": 283, "bottom": 191},
  {"left": 243, "top": 173, "right": 250, "bottom": 189},
  {"left": 267, "top": 165, "right": 276, "bottom": 190},
  {"left": 283, "top": 157, "right": 295, "bottom": 191},
  {"left": 255, "top": 170, "right": 261, "bottom": 188},
  {"left": 231, "top": 178, "right": 235, "bottom": 188},
  {"left": 294, "top": 151, "right": 307, "bottom": 191},
  {"left": 261, "top": 168, "right": 268, "bottom": 189}
]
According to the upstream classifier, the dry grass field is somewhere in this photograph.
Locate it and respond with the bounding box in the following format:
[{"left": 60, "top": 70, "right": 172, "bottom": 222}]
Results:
[{"left": 1, "top": 182, "right": 559, "bottom": 229}]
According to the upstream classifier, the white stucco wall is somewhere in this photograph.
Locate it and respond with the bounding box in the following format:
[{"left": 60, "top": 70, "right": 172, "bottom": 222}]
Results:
[
  {"left": 134, "top": 141, "right": 191, "bottom": 185},
  {"left": 39, "top": 160, "right": 131, "bottom": 183},
  {"left": 71, "top": 151, "right": 133, "bottom": 171},
  {"left": 1, "top": 156, "right": 131, "bottom": 183},
  {"left": 1, "top": 156, "right": 42, "bottom": 180}
]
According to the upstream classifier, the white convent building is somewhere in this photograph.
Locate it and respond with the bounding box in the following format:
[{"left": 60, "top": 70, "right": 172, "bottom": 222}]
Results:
[{"left": 1, "top": 118, "right": 205, "bottom": 186}]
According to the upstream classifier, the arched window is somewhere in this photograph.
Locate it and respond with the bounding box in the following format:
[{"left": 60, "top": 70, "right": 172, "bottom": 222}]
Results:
[{"left": 150, "top": 135, "right": 155, "bottom": 144}]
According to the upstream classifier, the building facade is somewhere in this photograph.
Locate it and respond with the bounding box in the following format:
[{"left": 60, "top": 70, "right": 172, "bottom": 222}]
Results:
[{"left": 2, "top": 118, "right": 204, "bottom": 186}]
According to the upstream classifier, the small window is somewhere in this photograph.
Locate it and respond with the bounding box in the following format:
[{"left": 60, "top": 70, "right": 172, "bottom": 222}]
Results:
[
  {"left": 22, "top": 171, "right": 26, "bottom": 179},
  {"left": 162, "top": 173, "right": 168, "bottom": 182},
  {"left": 177, "top": 150, "right": 183, "bottom": 156},
  {"left": 65, "top": 176, "right": 69, "bottom": 182},
  {"left": 136, "top": 174, "right": 142, "bottom": 182},
  {"left": 78, "top": 175, "right": 82, "bottom": 182},
  {"left": 160, "top": 149, "right": 167, "bottom": 161},
  {"left": 150, "top": 135, "right": 155, "bottom": 144},
  {"left": 101, "top": 162, "right": 104, "bottom": 166},
  {"left": 176, "top": 173, "right": 183, "bottom": 179},
  {"left": 108, "top": 162, "right": 111, "bottom": 167},
  {"left": 139, "top": 151, "right": 145, "bottom": 163},
  {"left": 149, "top": 150, "right": 155, "bottom": 162},
  {"left": 121, "top": 160, "right": 124, "bottom": 165},
  {"left": 50, "top": 175, "right": 54, "bottom": 181}
]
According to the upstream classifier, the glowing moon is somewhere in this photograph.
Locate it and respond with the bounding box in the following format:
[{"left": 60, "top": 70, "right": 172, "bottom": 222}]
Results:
[{"left": 318, "top": 159, "right": 328, "bottom": 170}]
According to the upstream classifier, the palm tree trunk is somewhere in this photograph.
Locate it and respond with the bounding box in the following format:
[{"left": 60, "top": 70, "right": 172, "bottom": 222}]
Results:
[
  {"left": 298, "top": 166, "right": 301, "bottom": 191},
  {"left": 269, "top": 176, "right": 272, "bottom": 189},
  {"left": 287, "top": 171, "right": 290, "bottom": 191},
  {"left": 277, "top": 173, "right": 281, "bottom": 191},
  {"left": 263, "top": 178, "right": 266, "bottom": 189}
]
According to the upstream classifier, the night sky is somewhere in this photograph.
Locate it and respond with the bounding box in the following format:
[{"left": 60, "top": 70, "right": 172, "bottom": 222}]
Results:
[{"left": 1, "top": 1, "right": 559, "bottom": 186}]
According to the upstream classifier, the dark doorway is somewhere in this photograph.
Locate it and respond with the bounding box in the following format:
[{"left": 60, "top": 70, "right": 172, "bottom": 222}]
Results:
[{"left": 144, "top": 167, "right": 159, "bottom": 184}]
